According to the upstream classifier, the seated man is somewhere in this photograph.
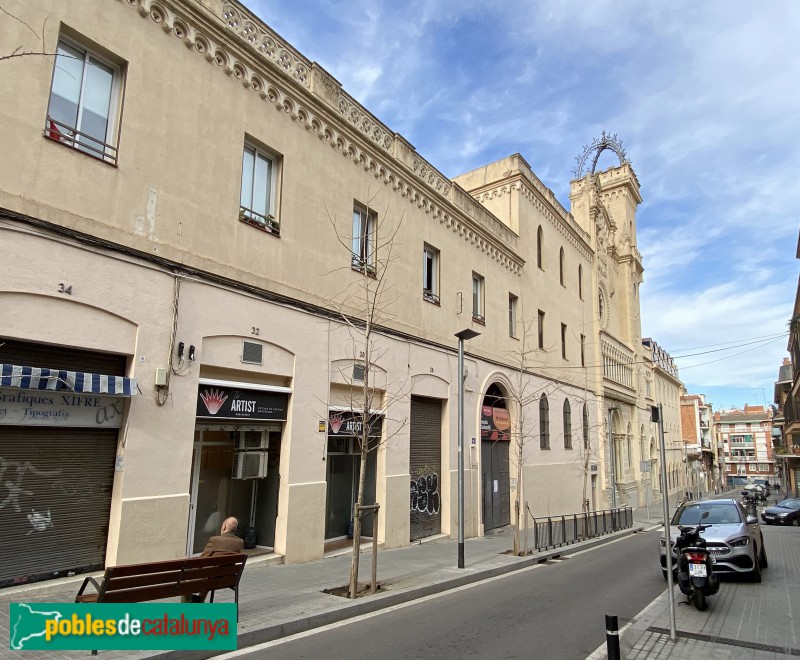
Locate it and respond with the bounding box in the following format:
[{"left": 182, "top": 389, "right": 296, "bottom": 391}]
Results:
[
  {"left": 201, "top": 516, "right": 244, "bottom": 557},
  {"left": 186, "top": 516, "right": 244, "bottom": 603}
]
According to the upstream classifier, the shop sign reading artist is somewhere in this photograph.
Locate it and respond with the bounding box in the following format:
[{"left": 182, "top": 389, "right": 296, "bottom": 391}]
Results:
[
  {"left": 196, "top": 386, "right": 287, "bottom": 421},
  {"left": 0, "top": 388, "right": 126, "bottom": 427}
]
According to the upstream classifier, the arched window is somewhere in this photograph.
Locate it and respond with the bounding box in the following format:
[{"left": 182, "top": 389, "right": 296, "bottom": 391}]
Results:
[
  {"left": 563, "top": 399, "right": 572, "bottom": 449},
  {"left": 578, "top": 264, "right": 583, "bottom": 300},
  {"left": 582, "top": 404, "right": 589, "bottom": 450},
  {"left": 559, "top": 248, "right": 565, "bottom": 286},
  {"left": 626, "top": 422, "right": 633, "bottom": 468},
  {"left": 537, "top": 226, "right": 543, "bottom": 270},
  {"left": 539, "top": 395, "right": 550, "bottom": 449}
]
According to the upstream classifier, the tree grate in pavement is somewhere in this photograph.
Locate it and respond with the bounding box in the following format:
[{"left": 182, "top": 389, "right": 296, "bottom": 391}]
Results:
[{"left": 648, "top": 626, "right": 800, "bottom": 656}]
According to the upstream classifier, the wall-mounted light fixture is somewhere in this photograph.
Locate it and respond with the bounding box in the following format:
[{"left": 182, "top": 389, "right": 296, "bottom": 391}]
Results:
[
  {"left": 188, "top": 345, "right": 196, "bottom": 362},
  {"left": 177, "top": 341, "right": 185, "bottom": 361}
]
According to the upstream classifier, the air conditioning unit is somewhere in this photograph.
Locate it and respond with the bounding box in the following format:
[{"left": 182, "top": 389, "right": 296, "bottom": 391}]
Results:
[
  {"left": 232, "top": 451, "right": 268, "bottom": 479},
  {"left": 236, "top": 433, "right": 269, "bottom": 451}
]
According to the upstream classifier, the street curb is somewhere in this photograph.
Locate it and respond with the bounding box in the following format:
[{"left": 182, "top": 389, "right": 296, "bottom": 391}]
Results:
[{"left": 149, "top": 526, "right": 644, "bottom": 660}]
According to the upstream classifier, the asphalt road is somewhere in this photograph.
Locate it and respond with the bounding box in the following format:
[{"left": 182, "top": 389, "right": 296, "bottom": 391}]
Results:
[{"left": 223, "top": 526, "right": 668, "bottom": 660}]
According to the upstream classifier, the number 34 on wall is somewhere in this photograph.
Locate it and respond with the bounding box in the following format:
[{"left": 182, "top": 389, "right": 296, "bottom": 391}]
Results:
[{"left": 58, "top": 283, "right": 73, "bottom": 295}]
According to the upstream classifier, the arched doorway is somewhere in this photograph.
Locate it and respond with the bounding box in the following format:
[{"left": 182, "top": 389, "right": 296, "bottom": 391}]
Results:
[{"left": 481, "top": 384, "right": 511, "bottom": 530}]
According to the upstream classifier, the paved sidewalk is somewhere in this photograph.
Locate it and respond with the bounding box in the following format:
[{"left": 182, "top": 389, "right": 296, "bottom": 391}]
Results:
[{"left": 1, "top": 519, "right": 641, "bottom": 660}]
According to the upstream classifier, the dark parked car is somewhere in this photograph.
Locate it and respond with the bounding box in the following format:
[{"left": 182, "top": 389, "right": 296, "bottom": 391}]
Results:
[{"left": 761, "top": 499, "right": 800, "bottom": 526}]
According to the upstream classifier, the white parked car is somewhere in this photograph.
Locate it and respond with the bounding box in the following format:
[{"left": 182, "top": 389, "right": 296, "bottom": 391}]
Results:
[{"left": 659, "top": 498, "right": 767, "bottom": 582}]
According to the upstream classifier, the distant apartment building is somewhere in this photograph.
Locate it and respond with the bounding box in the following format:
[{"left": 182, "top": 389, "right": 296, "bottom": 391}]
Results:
[
  {"left": 714, "top": 406, "right": 774, "bottom": 485},
  {"left": 680, "top": 394, "right": 718, "bottom": 495}
]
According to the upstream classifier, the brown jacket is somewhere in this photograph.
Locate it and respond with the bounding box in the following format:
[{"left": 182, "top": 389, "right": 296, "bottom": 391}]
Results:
[{"left": 200, "top": 531, "right": 244, "bottom": 557}]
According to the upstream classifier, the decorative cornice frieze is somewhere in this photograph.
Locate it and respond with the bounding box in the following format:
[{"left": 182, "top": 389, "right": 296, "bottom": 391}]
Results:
[
  {"left": 119, "top": 0, "right": 523, "bottom": 275},
  {"left": 221, "top": 1, "right": 311, "bottom": 88}
]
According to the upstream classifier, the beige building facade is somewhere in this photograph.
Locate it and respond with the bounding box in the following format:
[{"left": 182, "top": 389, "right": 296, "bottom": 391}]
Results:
[{"left": 0, "top": 0, "right": 679, "bottom": 587}]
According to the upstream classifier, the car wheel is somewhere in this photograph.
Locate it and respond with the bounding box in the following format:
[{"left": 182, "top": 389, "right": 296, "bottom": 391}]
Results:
[
  {"left": 759, "top": 544, "right": 768, "bottom": 569},
  {"left": 792, "top": 518, "right": 800, "bottom": 527},
  {"left": 750, "top": 547, "right": 762, "bottom": 583}
]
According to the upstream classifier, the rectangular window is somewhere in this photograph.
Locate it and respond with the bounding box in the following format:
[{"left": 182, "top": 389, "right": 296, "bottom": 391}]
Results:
[
  {"left": 538, "top": 310, "right": 545, "bottom": 350},
  {"left": 240, "top": 144, "right": 280, "bottom": 234},
  {"left": 423, "top": 245, "right": 440, "bottom": 303},
  {"left": 561, "top": 323, "right": 567, "bottom": 359},
  {"left": 580, "top": 334, "right": 585, "bottom": 367},
  {"left": 509, "top": 294, "right": 518, "bottom": 338},
  {"left": 352, "top": 204, "right": 377, "bottom": 274},
  {"left": 472, "top": 273, "right": 485, "bottom": 323},
  {"left": 45, "top": 36, "right": 124, "bottom": 164}
]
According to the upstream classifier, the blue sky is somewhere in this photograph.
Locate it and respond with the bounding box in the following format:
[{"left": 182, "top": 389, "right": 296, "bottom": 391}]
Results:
[{"left": 248, "top": 0, "right": 799, "bottom": 411}]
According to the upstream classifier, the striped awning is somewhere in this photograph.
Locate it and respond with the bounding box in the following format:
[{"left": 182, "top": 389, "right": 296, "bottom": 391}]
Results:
[{"left": 0, "top": 363, "right": 138, "bottom": 396}]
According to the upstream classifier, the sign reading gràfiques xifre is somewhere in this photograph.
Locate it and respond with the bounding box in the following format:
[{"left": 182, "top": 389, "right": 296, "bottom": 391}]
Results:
[{"left": 0, "top": 388, "right": 126, "bottom": 428}]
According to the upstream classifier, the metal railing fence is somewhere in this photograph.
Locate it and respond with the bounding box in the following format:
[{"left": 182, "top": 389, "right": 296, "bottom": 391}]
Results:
[{"left": 523, "top": 504, "right": 633, "bottom": 554}]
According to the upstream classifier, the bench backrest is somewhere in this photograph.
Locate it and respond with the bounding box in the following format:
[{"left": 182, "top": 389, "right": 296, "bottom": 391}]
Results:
[{"left": 96, "top": 553, "right": 247, "bottom": 603}]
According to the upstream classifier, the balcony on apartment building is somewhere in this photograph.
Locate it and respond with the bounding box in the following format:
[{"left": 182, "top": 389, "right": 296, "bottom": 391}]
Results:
[{"left": 726, "top": 455, "right": 759, "bottom": 464}]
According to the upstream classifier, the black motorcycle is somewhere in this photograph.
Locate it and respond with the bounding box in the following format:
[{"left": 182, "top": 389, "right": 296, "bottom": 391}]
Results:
[{"left": 674, "top": 510, "right": 719, "bottom": 610}]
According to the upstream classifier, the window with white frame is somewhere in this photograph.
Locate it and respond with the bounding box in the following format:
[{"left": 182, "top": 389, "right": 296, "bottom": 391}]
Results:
[
  {"left": 352, "top": 204, "right": 377, "bottom": 274},
  {"left": 240, "top": 144, "right": 280, "bottom": 234},
  {"left": 423, "top": 244, "right": 440, "bottom": 303},
  {"left": 509, "top": 294, "right": 518, "bottom": 338},
  {"left": 472, "top": 273, "right": 485, "bottom": 322},
  {"left": 45, "top": 36, "right": 124, "bottom": 164}
]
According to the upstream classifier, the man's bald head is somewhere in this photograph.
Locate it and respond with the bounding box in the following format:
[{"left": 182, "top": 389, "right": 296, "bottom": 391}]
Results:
[{"left": 221, "top": 517, "right": 239, "bottom": 534}]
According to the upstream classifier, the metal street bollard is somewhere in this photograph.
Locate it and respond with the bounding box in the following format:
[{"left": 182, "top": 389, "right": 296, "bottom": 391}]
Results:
[{"left": 605, "top": 614, "right": 620, "bottom": 660}]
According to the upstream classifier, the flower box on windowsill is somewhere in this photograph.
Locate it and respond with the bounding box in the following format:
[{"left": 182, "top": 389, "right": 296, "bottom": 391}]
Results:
[
  {"left": 239, "top": 209, "right": 280, "bottom": 235},
  {"left": 350, "top": 259, "right": 377, "bottom": 278}
]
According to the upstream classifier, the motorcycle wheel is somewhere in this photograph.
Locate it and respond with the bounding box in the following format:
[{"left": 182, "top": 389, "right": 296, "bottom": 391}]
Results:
[{"left": 694, "top": 589, "right": 706, "bottom": 611}]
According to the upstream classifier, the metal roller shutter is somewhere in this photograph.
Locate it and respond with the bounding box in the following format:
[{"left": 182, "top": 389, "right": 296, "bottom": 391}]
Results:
[
  {"left": 409, "top": 396, "right": 442, "bottom": 541},
  {"left": 0, "top": 427, "right": 117, "bottom": 588},
  {"left": 0, "top": 339, "right": 127, "bottom": 375}
]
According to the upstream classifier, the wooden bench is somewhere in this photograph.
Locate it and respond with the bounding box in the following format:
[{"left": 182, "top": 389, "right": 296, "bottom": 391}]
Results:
[{"left": 75, "top": 553, "right": 248, "bottom": 608}]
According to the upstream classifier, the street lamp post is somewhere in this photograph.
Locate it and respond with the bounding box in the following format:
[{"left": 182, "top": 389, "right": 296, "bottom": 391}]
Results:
[
  {"left": 653, "top": 404, "right": 676, "bottom": 641},
  {"left": 455, "top": 328, "right": 480, "bottom": 569}
]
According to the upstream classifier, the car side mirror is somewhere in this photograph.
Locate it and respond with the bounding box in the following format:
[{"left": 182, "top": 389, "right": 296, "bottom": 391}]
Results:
[{"left": 746, "top": 515, "right": 758, "bottom": 525}]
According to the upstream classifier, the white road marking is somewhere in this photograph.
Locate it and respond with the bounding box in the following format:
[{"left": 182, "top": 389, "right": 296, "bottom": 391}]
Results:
[{"left": 218, "top": 531, "right": 651, "bottom": 658}]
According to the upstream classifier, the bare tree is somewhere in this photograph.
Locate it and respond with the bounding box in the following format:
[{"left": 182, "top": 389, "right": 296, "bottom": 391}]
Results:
[
  {"left": 323, "top": 193, "right": 408, "bottom": 598},
  {"left": 0, "top": 5, "right": 49, "bottom": 63}
]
